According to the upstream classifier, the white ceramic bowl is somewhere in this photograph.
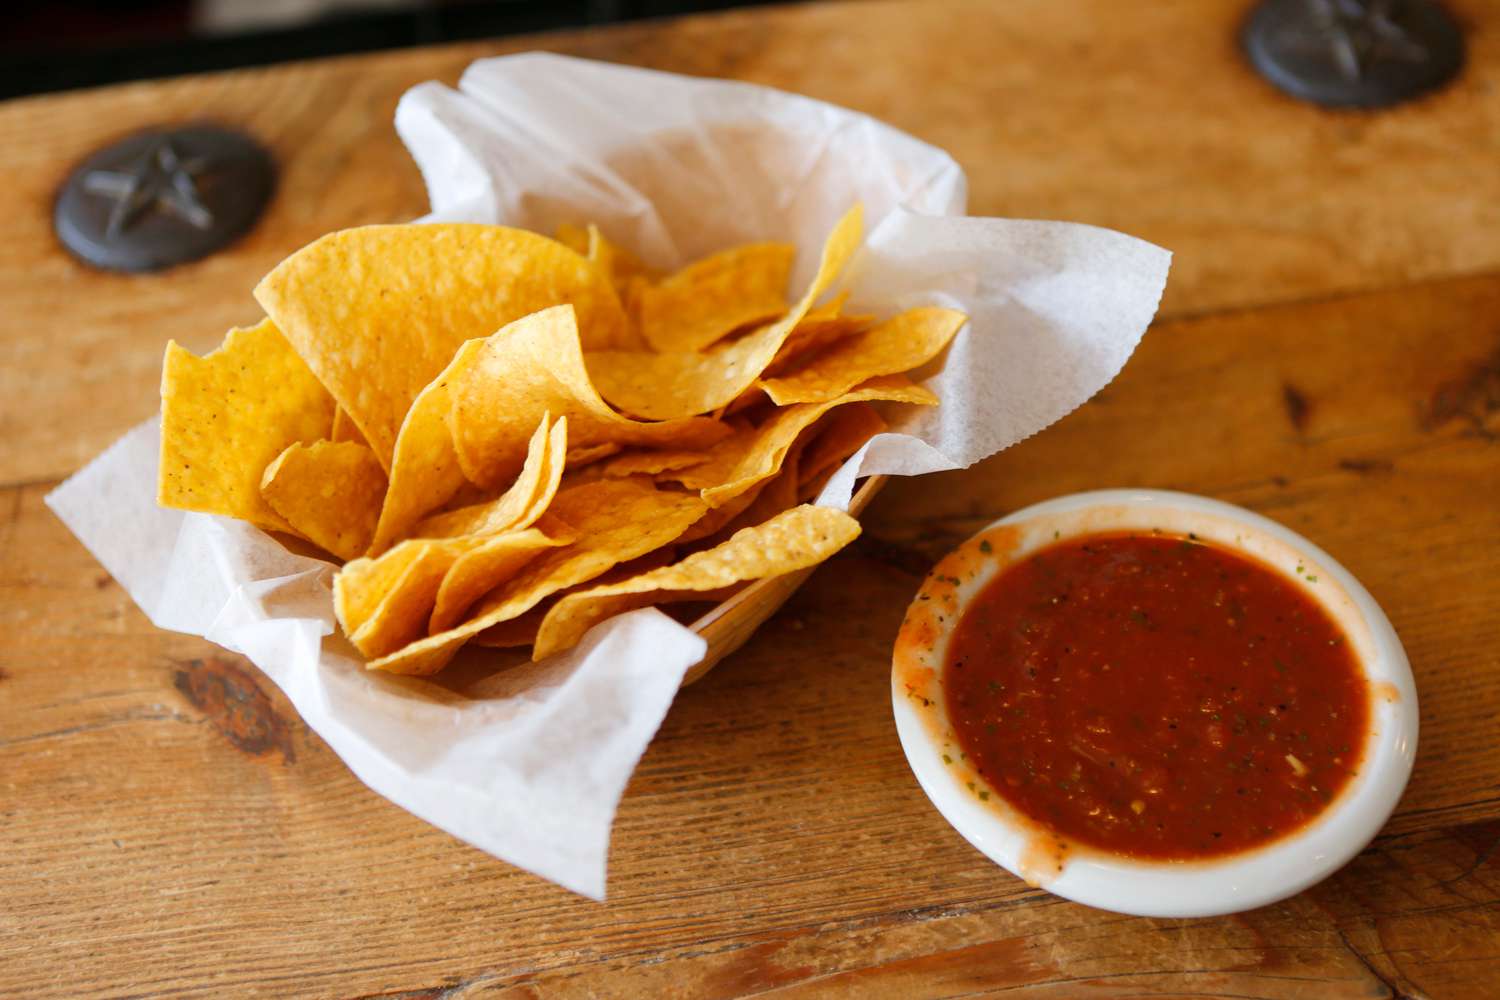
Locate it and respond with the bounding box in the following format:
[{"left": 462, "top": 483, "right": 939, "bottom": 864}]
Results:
[{"left": 891, "top": 489, "right": 1418, "bottom": 917}]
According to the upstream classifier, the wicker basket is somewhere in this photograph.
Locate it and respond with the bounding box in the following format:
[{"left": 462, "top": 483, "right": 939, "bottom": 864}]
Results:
[{"left": 684, "top": 475, "right": 886, "bottom": 684}]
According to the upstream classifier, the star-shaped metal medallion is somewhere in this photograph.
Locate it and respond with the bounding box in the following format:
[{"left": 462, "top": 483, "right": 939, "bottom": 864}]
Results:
[
  {"left": 1309, "top": 0, "right": 1430, "bottom": 81},
  {"left": 55, "top": 125, "right": 275, "bottom": 273},
  {"left": 1243, "top": 0, "right": 1463, "bottom": 108},
  {"left": 81, "top": 137, "right": 217, "bottom": 239}
]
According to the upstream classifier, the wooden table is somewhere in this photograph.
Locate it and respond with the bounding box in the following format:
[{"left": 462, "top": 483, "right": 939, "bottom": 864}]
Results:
[{"left": 4, "top": 1, "right": 1498, "bottom": 996}]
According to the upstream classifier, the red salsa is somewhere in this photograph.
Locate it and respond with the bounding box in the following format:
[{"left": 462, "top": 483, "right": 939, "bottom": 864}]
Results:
[{"left": 944, "top": 532, "right": 1368, "bottom": 860}]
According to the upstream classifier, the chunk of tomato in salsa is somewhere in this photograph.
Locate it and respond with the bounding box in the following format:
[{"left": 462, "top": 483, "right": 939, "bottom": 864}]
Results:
[{"left": 943, "top": 532, "right": 1368, "bottom": 860}]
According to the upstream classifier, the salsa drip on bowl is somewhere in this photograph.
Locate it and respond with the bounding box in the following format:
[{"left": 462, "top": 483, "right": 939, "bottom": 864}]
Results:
[{"left": 943, "top": 531, "right": 1369, "bottom": 861}]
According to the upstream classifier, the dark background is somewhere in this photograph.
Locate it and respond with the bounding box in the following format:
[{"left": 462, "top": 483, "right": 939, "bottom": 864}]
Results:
[{"left": 3, "top": 0, "right": 786, "bottom": 100}]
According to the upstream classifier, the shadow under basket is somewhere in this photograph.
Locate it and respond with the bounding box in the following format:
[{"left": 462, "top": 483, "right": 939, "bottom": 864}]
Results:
[{"left": 684, "top": 475, "right": 885, "bottom": 685}]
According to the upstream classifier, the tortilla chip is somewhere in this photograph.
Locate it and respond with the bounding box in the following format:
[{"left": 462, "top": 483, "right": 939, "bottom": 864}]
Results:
[
  {"left": 429, "top": 518, "right": 576, "bottom": 633},
  {"left": 720, "top": 438, "right": 806, "bottom": 536},
  {"left": 448, "top": 305, "right": 730, "bottom": 490},
  {"left": 344, "top": 546, "right": 454, "bottom": 658},
  {"left": 472, "top": 611, "right": 546, "bottom": 648},
  {"left": 688, "top": 432, "right": 818, "bottom": 547},
  {"left": 364, "top": 341, "right": 483, "bottom": 555},
  {"left": 366, "top": 478, "right": 706, "bottom": 675},
  {"left": 555, "top": 462, "right": 611, "bottom": 489},
  {"left": 471, "top": 553, "right": 685, "bottom": 647},
  {"left": 762, "top": 307, "right": 966, "bottom": 405},
  {"left": 565, "top": 442, "right": 621, "bottom": 468},
  {"left": 717, "top": 385, "right": 769, "bottom": 419},
  {"left": 665, "top": 375, "right": 936, "bottom": 507},
  {"left": 555, "top": 222, "right": 590, "bottom": 255},
  {"left": 260, "top": 440, "right": 387, "bottom": 560},
  {"left": 585, "top": 205, "right": 864, "bottom": 420},
  {"left": 622, "top": 274, "right": 651, "bottom": 327},
  {"left": 331, "top": 408, "right": 367, "bottom": 446},
  {"left": 334, "top": 543, "right": 427, "bottom": 644},
  {"left": 588, "top": 225, "right": 652, "bottom": 299},
  {"left": 764, "top": 315, "right": 873, "bottom": 378},
  {"left": 676, "top": 479, "right": 768, "bottom": 544},
  {"left": 337, "top": 524, "right": 569, "bottom": 658},
  {"left": 799, "top": 465, "right": 840, "bottom": 504},
  {"left": 253, "top": 224, "right": 631, "bottom": 467},
  {"left": 159, "top": 319, "right": 335, "bottom": 532},
  {"left": 533, "top": 505, "right": 861, "bottom": 659},
  {"left": 804, "top": 291, "right": 850, "bottom": 323},
  {"left": 797, "top": 403, "right": 888, "bottom": 486},
  {"left": 637, "top": 242, "right": 795, "bottom": 353},
  {"left": 600, "top": 449, "right": 709, "bottom": 478},
  {"left": 411, "top": 413, "right": 565, "bottom": 541}
]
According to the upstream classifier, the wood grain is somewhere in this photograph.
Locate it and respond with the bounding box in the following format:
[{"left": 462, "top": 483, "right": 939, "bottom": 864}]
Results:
[
  {"left": 5, "top": 0, "right": 1500, "bottom": 995},
  {"left": 9, "top": 0, "right": 1500, "bottom": 484}
]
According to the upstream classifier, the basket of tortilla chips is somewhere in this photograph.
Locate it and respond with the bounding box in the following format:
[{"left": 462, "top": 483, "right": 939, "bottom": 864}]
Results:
[{"left": 158, "top": 205, "right": 967, "bottom": 679}]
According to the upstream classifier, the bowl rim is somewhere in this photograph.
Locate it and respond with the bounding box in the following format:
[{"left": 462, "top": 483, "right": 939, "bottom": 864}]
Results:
[{"left": 890, "top": 488, "right": 1419, "bottom": 917}]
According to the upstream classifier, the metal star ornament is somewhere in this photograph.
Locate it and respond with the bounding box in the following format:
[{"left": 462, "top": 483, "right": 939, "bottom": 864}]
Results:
[
  {"left": 81, "top": 137, "right": 217, "bottom": 239},
  {"left": 1309, "top": 0, "right": 1430, "bottom": 80},
  {"left": 1242, "top": 0, "right": 1463, "bottom": 108},
  {"left": 54, "top": 126, "right": 275, "bottom": 274}
]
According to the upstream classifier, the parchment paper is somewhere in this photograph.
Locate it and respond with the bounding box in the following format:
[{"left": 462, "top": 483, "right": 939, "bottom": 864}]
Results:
[{"left": 47, "top": 53, "right": 1170, "bottom": 898}]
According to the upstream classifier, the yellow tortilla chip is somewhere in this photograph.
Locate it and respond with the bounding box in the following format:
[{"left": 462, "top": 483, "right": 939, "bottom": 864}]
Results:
[
  {"left": 588, "top": 225, "right": 652, "bottom": 299},
  {"left": 622, "top": 273, "right": 651, "bottom": 327},
  {"left": 334, "top": 542, "right": 427, "bottom": 643},
  {"left": 472, "top": 610, "right": 546, "bottom": 648},
  {"left": 717, "top": 385, "right": 768, "bottom": 418},
  {"left": 719, "top": 439, "right": 806, "bottom": 538},
  {"left": 448, "top": 305, "right": 730, "bottom": 490},
  {"left": 797, "top": 403, "right": 888, "bottom": 486},
  {"left": 585, "top": 205, "right": 864, "bottom": 420},
  {"left": 555, "top": 461, "right": 612, "bottom": 490},
  {"left": 253, "top": 224, "right": 632, "bottom": 467},
  {"left": 337, "top": 524, "right": 569, "bottom": 658},
  {"left": 600, "top": 449, "right": 709, "bottom": 478},
  {"left": 331, "top": 408, "right": 367, "bottom": 446},
  {"left": 364, "top": 341, "right": 483, "bottom": 556},
  {"left": 764, "top": 315, "right": 873, "bottom": 378},
  {"left": 676, "top": 479, "right": 768, "bottom": 544},
  {"left": 804, "top": 291, "right": 849, "bottom": 323},
  {"left": 565, "top": 441, "right": 621, "bottom": 468},
  {"left": 761, "top": 307, "right": 965, "bottom": 405},
  {"left": 462, "top": 520, "right": 682, "bottom": 647},
  {"left": 345, "top": 545, "right": 453, "bottom": 658},
  {"left": 665, "top": 375, "right": 936, "bottom": 507},
  {"left": 514, "top": 586, "right": 735, "bottom": 652},
  {"left": 428, "top": 519, "right": 576, "bottom": 633},
  {"left": 637, "top": 242, "right": 795, "bottom": 353},
  {"left": 159, "top": 319, "right": 335, "bottom": 532},
  {"left": 799, "top": 466, "right": 840, "bottom": 504},
  {"left": 411, "top": 413, "right": 565, "bottom": 541},
  {"left": 426, "top": 516, "right": 573, "bottom": 633},
  {"left": 555, "top": 222, "right": 590, "bottom": 255},
  {"left": 533, "top": 505, "right": 861, "bottom": 659},
  {"left": 690, "top": 430, "right": 820, "bottom": 547},
  {"left": 366, "top": 478, "right": 706, "bottom": 675},
  {"left": 260, "top": 440, "right": 387, "bottom": 560}
]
